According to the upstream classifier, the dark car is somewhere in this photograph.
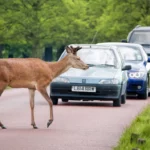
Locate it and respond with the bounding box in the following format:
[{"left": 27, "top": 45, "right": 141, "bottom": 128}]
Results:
[
  {"left": 122, "top": 25, "right": 150, "bottom": 57},
  {"left": 97, "top": 42, "right": 150, "bottom": 99},
  {"left": 50, "top": 45, "right": 131, "bottom": 107}
]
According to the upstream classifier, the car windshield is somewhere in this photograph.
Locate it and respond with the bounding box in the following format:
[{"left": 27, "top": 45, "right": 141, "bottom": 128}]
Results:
[
  {"left": 130, "top": 31, "right": 150, "bottom": 44},
  {"left": 117, "top": 46, "right": 143, "bottom": 61},
  {"left": 77, "top": 48, "right": 117, "bottom": 67}
]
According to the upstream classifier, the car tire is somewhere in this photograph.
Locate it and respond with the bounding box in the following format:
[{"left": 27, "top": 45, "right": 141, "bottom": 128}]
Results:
[
  {"left": 138, "top": 79, "right": 148, "bottom": 100},
  {"left": 62, "top": 99, "right": 68, "bottom": 102},
  {"left": 138, "top": 91, "right": 148, "bottom": 99},
  {"left": 121, "top": 93, "right": 126, "bottom": 104},
  {"left": 113, "top": 96, "right": 121, "bottom": 107},
  {"left": 50, "top": 97, "right": 58, "bottom": 105}
]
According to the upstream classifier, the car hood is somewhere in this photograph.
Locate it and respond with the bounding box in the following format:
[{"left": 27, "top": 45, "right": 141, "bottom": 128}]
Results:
[
  {"left": 61, "top": 67, "right": 117, "bottom": 79},
  {"left": 125, "top": 61, "right": 146, "bottom": 72}
]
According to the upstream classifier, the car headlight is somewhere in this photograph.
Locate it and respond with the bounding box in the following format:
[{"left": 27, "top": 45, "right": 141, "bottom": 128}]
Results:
[
  {"left": 128, "top": 72, "right": 145, "bottom": 79},
  {"left": 52, "top": 77, "right": 70, "bottom": 83},
  {"left": 99, "top": 79, "right": 119, "bottom": 84}
]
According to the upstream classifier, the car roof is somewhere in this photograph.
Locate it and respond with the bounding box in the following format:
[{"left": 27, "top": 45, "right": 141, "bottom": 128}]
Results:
[
  {"left": 68, "top": 44, "right": 112, "bottom": 49},
  {"left": 68, "top": 44, "right": 96, "bottom": 48},
  {"left": 133, "top": 26, "right": 150, "bottom": 31},
  {"left": 97, "top": 42, "right": 143, "bottom": 47}
]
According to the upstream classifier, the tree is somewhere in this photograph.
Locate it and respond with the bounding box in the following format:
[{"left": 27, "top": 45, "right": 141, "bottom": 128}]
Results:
[
  {"left": 0, "top": 0, "right": 67, "bottom": 57},
  {"left": 0, "top": 0, "right": 150, "bottom": 58},
  {"left": 96, "top": 0, "right": 150, "bottom": 41}
]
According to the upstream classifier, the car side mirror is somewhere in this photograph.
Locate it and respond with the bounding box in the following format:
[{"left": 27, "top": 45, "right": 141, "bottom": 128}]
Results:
[
  {"left": 144, "top": 61, "right": 147, "bottom": 66},
  {"left": 121, "top": 39, "right": 127, "bottom": 43},
  {"left": 148, "top": 57, "right": 150, "bottom": 62},
  {"left": 122, "top": 65, "right": 132, "bottom": 71}
]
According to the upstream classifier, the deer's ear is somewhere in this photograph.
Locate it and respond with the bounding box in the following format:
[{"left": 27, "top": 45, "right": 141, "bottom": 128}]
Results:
[
  {"left": 66, "top": 46, "right": 82, "bottom": 55},
  {"left": 66, "top": 46, "right": 72, "bottom": 53}
]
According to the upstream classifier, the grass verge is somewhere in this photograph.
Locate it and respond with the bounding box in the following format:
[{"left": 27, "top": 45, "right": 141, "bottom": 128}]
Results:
[{"left": 114, "top": 104, "right": 150, "bottom": 150}]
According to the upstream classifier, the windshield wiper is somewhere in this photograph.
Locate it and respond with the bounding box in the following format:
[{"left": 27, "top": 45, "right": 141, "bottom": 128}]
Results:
[
  {"left": 87, "top": 64, "right": 115, "bottom": 67},
  {"left": 87, "top": 64, "right": 95, "bottom": 67},
  {"left": 97, "top": 64, "right": 115, "bottom": 67}
]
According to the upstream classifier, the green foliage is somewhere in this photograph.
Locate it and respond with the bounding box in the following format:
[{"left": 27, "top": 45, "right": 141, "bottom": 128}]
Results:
[
  {"left": 0, "top": 0, "right": 150, "bottom": 58},
  {"left": 114, "top": 104, "right": 150, "bottom": 150},
  {"left": 2, "top": 44, "right": 31, "bottom": 58}
]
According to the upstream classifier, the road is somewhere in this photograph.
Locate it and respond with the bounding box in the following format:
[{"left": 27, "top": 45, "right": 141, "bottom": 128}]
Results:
[{"left": 0, "top": 88, "right": 149, "bottom": 150}]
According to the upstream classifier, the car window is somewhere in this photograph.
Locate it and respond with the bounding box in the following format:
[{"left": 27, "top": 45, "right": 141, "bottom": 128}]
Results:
[
  {"left": 130, "top": 31, "right": 150, "bottom": 44},
  {"left": 77, "top": 49, "right": 117, "bottom": 66},
  {"left": 60, "top": 48, "right": 118, "bottom": 67},
  {"left": 117, "top": 46, "right": 143, "bottom": 61}
]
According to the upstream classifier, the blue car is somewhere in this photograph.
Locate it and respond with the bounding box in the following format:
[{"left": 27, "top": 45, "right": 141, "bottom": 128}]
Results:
[{"left": 97, "top": 42, "right": 150, "bottom": 99}]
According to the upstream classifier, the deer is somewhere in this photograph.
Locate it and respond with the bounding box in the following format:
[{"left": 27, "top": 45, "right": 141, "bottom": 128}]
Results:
[{"left": 0, "top": 46, "right": 89, "bottom": 129}]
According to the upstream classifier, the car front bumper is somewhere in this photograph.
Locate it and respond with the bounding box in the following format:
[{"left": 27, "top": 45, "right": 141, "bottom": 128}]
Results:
[
  {"left": 50, "top": 82, "right": 122, "bottom": 100},
  {"left": 127, "top": 78, "right": 147, "bottom": 95}
]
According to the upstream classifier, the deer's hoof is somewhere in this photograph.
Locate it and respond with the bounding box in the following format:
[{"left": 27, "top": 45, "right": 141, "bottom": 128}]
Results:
[
  {"left": 33, "top": 126, "right": 38, "bottom": 129},
  {"left": 47, "top": 120, "right": 53, "bottom": 128},
  {"left": 31, "top": 124, "right": 38, "bottom": 129},
  {"left": 1, "top": 126, "right": 6, "bottom": 129}
]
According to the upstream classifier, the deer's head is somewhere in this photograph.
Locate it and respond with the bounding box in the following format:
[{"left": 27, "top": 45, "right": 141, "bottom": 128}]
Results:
[{"left": 66, "top": 46, "right": 89, "bottom": 70}]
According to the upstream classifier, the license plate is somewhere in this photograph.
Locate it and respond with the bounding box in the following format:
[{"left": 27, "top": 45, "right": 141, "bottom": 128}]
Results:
[{"left": 72, "top": 86, "right": 96, "bottom": 92}]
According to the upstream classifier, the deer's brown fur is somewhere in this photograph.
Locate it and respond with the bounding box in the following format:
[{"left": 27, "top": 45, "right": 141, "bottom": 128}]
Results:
[{"left": 0, "top": 46, "right": 88, "bottom": 129}]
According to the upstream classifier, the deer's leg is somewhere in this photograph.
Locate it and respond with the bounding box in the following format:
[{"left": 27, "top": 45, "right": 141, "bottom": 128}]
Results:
[
  {"left": 0, "top": 81, "right": 7, "bottom": 129},
  {"left": 38, "top": 87, "right": 53, "bottom": 128},
  {"left": 29, "top": 89, "right": 38, "bottom": 129}
]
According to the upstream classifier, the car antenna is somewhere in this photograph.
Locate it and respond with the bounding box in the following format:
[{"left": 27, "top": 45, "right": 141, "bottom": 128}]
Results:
[{"left": 91, "top": 30, "right": 98, "bottom": 44}]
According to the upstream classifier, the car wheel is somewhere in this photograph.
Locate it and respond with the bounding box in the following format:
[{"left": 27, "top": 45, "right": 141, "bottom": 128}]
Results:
[
  {"left": 121, "top": 93, "right": 126, "bottom": 104},
  {"left": 62, "top": 99, "right": 68, "bottom": 102},
  {"left": 50, "top": 97, "right": 58, "bottom": 105},
  {"left": 113, "top": 96, "right": 121, "bottom": 107},
  {"left": 138, "top": 79, "right": 148, "bottom": 100}
]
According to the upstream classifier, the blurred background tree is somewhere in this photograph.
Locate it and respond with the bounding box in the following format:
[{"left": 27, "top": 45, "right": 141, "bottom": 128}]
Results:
[{"left": 0, "top": 0, "right": 149, "bottom": 59}]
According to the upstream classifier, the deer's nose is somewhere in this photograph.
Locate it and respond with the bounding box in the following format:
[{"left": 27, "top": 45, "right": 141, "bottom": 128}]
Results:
[{"left": 84, "top": 64, "right": 89, "bottom": 70}]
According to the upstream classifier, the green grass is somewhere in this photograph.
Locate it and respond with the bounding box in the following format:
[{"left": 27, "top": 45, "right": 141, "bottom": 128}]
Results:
[{"left": 114, "top": 104, "right": 150, "bottom": 150}]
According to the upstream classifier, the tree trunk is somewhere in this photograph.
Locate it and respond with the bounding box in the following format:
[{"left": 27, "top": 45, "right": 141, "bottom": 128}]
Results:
[
  {"left": 0, "top": 44, "right": 4, "bottom": 58},
  {"left": 57, "top": 45, "right": 65, "bottom": 60},
  {"left": 44, "top": 45, "right": 53, "bottom": 61},
  {"left": 31, "top": 45, "right": 44, "bottom": 58}
]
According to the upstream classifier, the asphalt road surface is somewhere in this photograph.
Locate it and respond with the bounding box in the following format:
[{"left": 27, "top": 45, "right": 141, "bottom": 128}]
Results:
[{"left": 0, "top": 88, "right": 149, "bottom": 150}]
